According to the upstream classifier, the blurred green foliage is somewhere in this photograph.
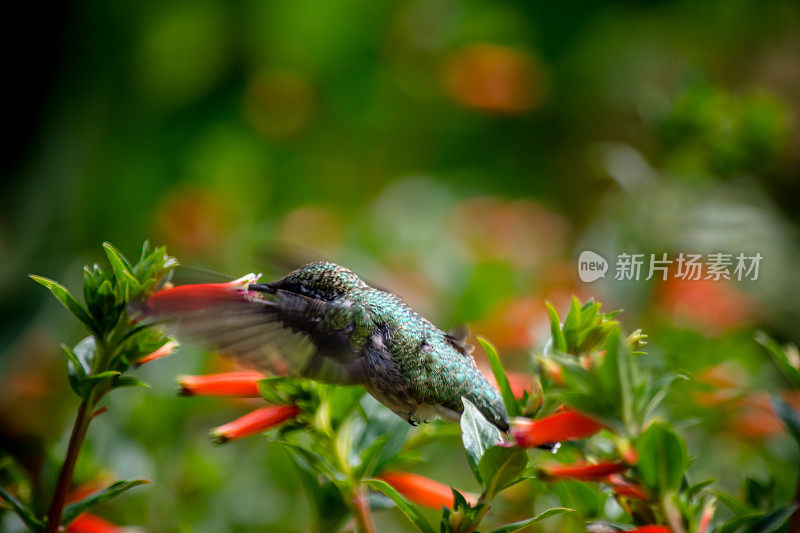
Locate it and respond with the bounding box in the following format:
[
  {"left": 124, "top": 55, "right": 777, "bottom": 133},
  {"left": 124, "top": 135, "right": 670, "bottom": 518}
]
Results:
[{"left": 2, "top": 0, "right": 800, "bottom": 530}]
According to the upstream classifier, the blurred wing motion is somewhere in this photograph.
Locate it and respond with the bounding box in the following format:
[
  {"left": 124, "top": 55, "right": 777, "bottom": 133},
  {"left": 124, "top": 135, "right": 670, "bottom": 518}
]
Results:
[{"left": 145, "top": 275, "right": 361, "bottom": 384}]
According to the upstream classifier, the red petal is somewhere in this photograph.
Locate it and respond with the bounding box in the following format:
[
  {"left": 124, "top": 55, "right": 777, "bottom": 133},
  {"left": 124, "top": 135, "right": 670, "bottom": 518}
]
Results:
[
  {"left": 147, "top": 283, "right": 245, "bottom": 313},
  {"left": 511, "top": 410, "right": 602, "bottom": 447},
  {"left": 66, "top": 514, "right": 121, "bottom": 533},
  {"left": 541, "top": 460, "right": 626, "bottom": 481},
  {"left": 136, "top": 340, "right": 179, "bottom": 366},
  {"left": 210, "top": 405, "right": 299, "bottom": 443},
  {"left": 377, "top": 472, "right": 477, "bottom": 510},
  {"left": 178, "top": 371, "right": 266, "bottom": 397}
]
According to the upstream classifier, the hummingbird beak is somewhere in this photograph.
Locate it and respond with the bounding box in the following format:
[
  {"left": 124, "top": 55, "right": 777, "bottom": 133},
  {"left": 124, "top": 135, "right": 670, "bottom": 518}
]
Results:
[{"left": 248, "top": 283, "right": 276, "bottom": 294}]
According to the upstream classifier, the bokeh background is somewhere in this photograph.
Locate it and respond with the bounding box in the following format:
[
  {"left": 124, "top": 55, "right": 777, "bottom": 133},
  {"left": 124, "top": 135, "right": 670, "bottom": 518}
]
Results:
[{"left": 1, "top": 0, "right": 799, "bottom": 531}]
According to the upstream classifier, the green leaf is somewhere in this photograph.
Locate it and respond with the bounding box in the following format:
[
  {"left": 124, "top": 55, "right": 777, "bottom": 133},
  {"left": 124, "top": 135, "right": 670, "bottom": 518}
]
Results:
[
  {"left": 563, "top": 296, "right": 582, "bottom": 351},
  {"left": 258, "top": 377, "right": 297, "bottom": 405},
  {"left": 0, "top": 485, "right": 44, "bottom": 531},
  {"left": 477, "top": 445, "right": 527, "bottom": 500},
  {"left": 103, "top": 242, "right": 134, "bottom": 274},
  {"left": 30, "top": 275, "right": 98, "bottom": 335},
  {"left": 545, "top": 302, "right": 567, "bottom": 354},
  {"left": 715, "top": 491, "right": 754, "bottom": 515},
  {"left": 113, "top": 376, "right": 150, "bottom": 389},
  {"left": 279, "top": 442, "right": 338, "bottom": 479},
  {"left": 74, "top": 336, "right": 96, "bottom": 372},
  {"left": 771, "top": 395, "right": 800, "bottom": 447},
  {"left": 288, "top": 452, "right": 349, "bottom": 533},
  {"left": 61, "top": 344, "right": 88, "bottom": 396},
  {"left": 756, "top": 332, "right": 800, "bottom": 388},
  {"left": 61, "top": 480, "right": 149, "bottom": 526},
  {"left": 743, "top": 504, "right": 796, "bottom": 533},
  {"left": 357, "top": 435, "right": 391, "bottom": 479},
  {"left": 460, "top": 398, "right": 503, "bottom": 482},
  {"left": 552, "top": 480, "right": 606, "bottom": 517},
  {"left": 479, "top": 337, "right": 519, "bottom": 417},
  {"left": 719, "top": 511, "right": 766, "bottom": 533},
  {"left": 364, "top": 479, "right": 435, "bottom": 533},
  {"left": 686, "top": 478, "right": 715, "bottom": 500},
  {"left": 635, "top": 421, "right": 689, "bottom": 495},
  {"left": 62, "top": 337, "right": 98, "bottom": 396},
  {"left": 82, "top": 371, "right": 123, "bottom": 393},
  {"left": 489, "top": 507, "right": 573, "bottom": 533},
  {"left": 88, "top": 371, "right": 122, "bottom": 380},
  {"left": 103, "top": 242, "right": 135, "bottom": 300},
  {"left": 61, "top": 344, "right": 88, "bottom": 379}
]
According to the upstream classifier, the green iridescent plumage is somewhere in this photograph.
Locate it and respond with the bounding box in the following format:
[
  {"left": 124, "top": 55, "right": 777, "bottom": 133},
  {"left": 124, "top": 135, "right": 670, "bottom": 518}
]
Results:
[{"left": 260, "top": 262, "right": 509, "bottom": 430}]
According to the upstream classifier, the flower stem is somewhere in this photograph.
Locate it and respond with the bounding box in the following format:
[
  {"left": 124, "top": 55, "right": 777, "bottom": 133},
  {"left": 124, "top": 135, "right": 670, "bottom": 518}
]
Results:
[
  {"left": 45, "top": 396, "right": 94, "bottom": 532},
  {"left": 351, "top": 486, "right": 375, "bottom": 533}
]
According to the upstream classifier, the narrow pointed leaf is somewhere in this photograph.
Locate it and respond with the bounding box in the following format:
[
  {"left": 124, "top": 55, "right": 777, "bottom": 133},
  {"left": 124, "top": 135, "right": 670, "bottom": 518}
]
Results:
[
  {"left": 756, "top": 332, "right": 800, "bottom": 388},
  {"left": 479, "top": 337, "right": 519, "bottom": 417},
  {"left": 30, "top": 276, "right": 97, "bottom": 335},
  {"left": 61, "top": 480, "right": 149, "bottom": 526},
  {"left": 61, "top": 344, "right": 88, "bottom": 379},
  {"left": 545, "top": 302, "right": 566, "bottom": 353},
  {"left": 113, "top": 376, "right": 150, "bottom": 389},
  {"left": 489, "top": 507, "right": 573, "bottom": 533},
  {"left": 0, "top": 486, "right": 44, "bottom": 531},
  {"left": 364, "top": 479, "right": 435, "bottom": 533},
  {"left": 771, "top": 395, "right": 800, "bottom": 446}
]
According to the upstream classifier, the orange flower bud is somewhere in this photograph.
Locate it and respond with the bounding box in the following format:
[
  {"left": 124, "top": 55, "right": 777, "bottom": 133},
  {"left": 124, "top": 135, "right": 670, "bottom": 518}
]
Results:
[
  {"left": 628, "top": 526, "right": 670, "bottom": 533},
  {"left": 136, "top": 340, "right": 179, "bottom": 366},
  {"left": 210, "top": 404, "right": 299, "bottom": 443},
  {"left": 377, "top": 472, "right": 477, "bottom": 510},
  {"left": 178, "top": 371, "right": 266, "bottom": 397},
  {"left": 541, "top": 460, "right": 626, "bottom": 481},
  {"left": 66, "top": 514, "right": 121, "bottom": 533},
  {"left": 511, "top": 410, "right": 603, "bottom": 448}
]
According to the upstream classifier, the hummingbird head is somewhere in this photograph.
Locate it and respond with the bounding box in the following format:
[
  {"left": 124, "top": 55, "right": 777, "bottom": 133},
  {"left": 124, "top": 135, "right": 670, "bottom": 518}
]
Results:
[{"left": 251, "top": 262, "right": 366, "bottom": 301}]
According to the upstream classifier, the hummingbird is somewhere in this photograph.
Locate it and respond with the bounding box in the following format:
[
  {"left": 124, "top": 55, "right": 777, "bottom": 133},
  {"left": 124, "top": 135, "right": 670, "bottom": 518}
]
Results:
[{"left": 146, "top": 261, "right": 509, "bottom": 431}]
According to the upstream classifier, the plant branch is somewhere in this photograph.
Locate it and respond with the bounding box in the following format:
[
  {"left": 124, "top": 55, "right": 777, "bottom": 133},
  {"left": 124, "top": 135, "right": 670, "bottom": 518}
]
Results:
[
  {"left": 44, "top": 395, "right": 95, "bottom": 532},
  {"left": 351, "top": 485, "right": 375, "bottom": 533}
]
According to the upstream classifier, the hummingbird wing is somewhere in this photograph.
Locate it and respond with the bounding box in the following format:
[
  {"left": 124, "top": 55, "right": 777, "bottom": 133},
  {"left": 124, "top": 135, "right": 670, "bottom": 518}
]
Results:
[{"left": 145, "top": 280, "right": 363, "bottom": 384}]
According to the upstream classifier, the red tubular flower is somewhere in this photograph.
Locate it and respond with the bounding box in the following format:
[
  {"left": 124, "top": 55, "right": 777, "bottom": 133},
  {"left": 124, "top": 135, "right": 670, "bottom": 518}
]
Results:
[
  {"left": 627, "top": 526, "right": 670, "bottom": 533},
  {"left": 210, "top": 404, "right": 300, "bottom": 443},
  {"left": 178, "top": 371, "right": 266, "bottom": 397},
  {"left": 511, "top": 409, "right": 603, "bottom": 448},
  {"left": 377, "top": 472, "right": 477, "bottom": 510},
  {"left": 541, "top": 460, "right": 626, "bottom": 481},
  {"left": 146, "top": 274, "right": 259, "bottom": 314},
  {"left": 604, "top": 474, "right": 648, "bottom": 500},
  {"left": 66, "top": 514, "right": 121, "bottom": 533},
  {"left": 136, "top": 340, "right": 179, "bottom": 367}
]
